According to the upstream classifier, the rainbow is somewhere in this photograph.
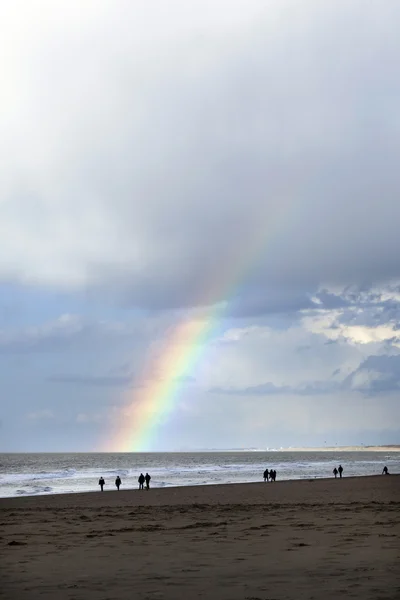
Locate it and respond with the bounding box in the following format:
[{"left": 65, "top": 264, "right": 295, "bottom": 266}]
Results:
[{"left": 108, "top": 193, "right": 295, "bottom": 451}]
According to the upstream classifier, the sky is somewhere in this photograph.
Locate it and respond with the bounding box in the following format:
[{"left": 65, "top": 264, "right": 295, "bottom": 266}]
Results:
[{"left": 1, "top": 0, "right": 400, "bottom": 451}]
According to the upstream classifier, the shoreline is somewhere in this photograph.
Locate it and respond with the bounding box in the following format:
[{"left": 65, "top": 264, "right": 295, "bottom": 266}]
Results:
[{"left": 1, "top": 473, "right": 398, "bottom": 507}]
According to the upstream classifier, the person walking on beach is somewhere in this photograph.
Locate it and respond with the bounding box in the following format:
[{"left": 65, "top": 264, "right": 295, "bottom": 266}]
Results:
[
  {"left": 272, "top": 469, "right": 277, "bottom": 482},
  {"left": 382, "top": 466, "right": 390, "bottom": 475},
  {"left": 115, "top": 475, "right": 121, "bottom": 490},
  {"left": 99, "top": 477, "right": 105, "bottom": 492},
  {"left": 145, "top": 472, "right": 151, "bottom": 490},
  {"left": 138, "top": 473, "right": 145, "bottom": 490},
  {"left": 263, "top": 469, "right": 269, "bottom": 482},
  {"left": 338, "top": 465, "right": 343, "bottom": 478},
  {"left": 333, "top": 467, "right": 338, "bottom": 478}
]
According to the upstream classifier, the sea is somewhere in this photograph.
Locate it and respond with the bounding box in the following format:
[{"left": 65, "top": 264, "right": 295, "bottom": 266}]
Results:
[{"left": 1, "top": 451, "right": 399, "bottom": 498}]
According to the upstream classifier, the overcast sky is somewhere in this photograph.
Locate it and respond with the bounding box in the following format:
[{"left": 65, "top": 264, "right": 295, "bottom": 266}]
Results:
[{"left": 1, "top": 0, "right": 400, "bottom": 451}]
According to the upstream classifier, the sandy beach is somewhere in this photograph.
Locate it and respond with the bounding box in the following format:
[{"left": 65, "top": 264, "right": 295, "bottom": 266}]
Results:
[{"left": 1, "top": 476, "right": 399, "bottom": 600}]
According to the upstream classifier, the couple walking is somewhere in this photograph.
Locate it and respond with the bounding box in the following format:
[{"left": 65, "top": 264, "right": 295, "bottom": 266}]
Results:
[
  {"left": 98, "top": 476, "right": 122, "bottom": 491},
  {"left": 138, "top": 472, "right": 151, "bottom": 490},
  {"left": 333, "top": 465, "right": 343, "bottom": 478}
]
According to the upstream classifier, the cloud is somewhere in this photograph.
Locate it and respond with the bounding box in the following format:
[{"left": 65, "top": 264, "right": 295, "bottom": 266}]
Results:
[
  {"left": 209, "top": 381, "right": 288, "bottom": 396},
  {"left": 0, "top": 312, "right": 162, "bottom": 354},
  {"left": 1, "top": 303, "right": 399, "bottom": 450},
  {"left": 209, "top": 379, "right": 342, "bottom": 397},
  {"left": 76, "top": 412, "right": 105, "bottom": 424},
  {"left": 296, "top": 345, "right": 312, "bottom": 353},
  {"left": 344, "top": 354, "right": 400, "bottom": 395},
  {"left": 209, "top": 351, "right": 400, "bottom": 398},
  {"left": 1, "top": 1, "right": 400, "bottom": 314},
  {"left": 302, "top": 284, "right": 400, "bottom": 346},
  {"left": 26, "top": 409, "right": 54, "bottom": 420},
  {"left": 200, "top": 319, "right": 367, "bottom": 394},
  {"left": 47, "top": 374, "right": 133, "bottom": 387},
  {"left": 0, "top": 314, "right": 85, "bottom": 353}
]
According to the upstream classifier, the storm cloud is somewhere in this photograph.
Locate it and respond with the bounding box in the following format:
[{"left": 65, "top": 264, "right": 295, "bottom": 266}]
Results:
[{"left": 1, "top": 1, "right": 400, "bottom": 311}]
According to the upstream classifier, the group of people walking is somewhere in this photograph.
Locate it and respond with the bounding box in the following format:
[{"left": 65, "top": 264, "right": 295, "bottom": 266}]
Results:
[
  {"left": 263, "top": 468, "right": 277, "bottom": 482},
  {"left": 332, "top": 464, "right": 390, "bottom": 478},
  {"left": 98, "top": 472, "right": 151, "bottom": 492},
  {"left": 98, "top": 463, "right": 392, "bottom": 492}
]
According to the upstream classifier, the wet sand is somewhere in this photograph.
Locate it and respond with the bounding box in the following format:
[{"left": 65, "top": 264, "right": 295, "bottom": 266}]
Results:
[{"left": 1, "top": 476, "right": 399, "bottom": 599}]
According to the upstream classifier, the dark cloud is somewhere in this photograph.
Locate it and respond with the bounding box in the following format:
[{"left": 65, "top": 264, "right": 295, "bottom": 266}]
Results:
[{"left": 226, "top": 289, "right": 318, "bottom": 319}]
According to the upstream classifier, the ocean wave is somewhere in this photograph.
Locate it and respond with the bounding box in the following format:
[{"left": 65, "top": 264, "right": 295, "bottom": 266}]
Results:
[
  {"left": 102, "top": 469, "right": 130, "bottom": 477},
  {"left": 16, "top": 485, "right": 53, "bottom": 495}
]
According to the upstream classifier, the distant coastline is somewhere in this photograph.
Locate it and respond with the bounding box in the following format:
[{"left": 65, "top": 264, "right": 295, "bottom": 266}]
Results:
[
  {"left": 211, "top": 445, "right": 400, "bottom": 453},
  {"left": 170, "top": 445, "right": 400, "bottom": 453},
  {"left": 271, "top": 445, "right": 400, "bottom": 452}
]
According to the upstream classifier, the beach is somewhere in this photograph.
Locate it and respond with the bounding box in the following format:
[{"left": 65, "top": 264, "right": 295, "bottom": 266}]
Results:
[{"left": 1, "top": 476, "right": 399, "bottom": 600}]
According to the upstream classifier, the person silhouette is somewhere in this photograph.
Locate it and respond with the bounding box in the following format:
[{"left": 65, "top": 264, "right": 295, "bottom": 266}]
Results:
[
  {"left": 333, "top": 467, "right": 338, "bottom": 479},
  {"left": 272, "top": 469, "right": 277, "bottom": 482},
  {"left": 138, "top": 473, "right": 145, "bottom": 490},
  {"left": 145, "top": 473, "right": 151, "bottom": 490},
  {"left": 338, "top": 465, "right": 343, "bottom": 478},
  {"left": 382, "top": 466, "right": 390, "bottom": 475},
  {"left": 263, "top": 469, "right": 269, "bottom": 482},
  {"left": 98, "top": 477, "right": 105, "bottom": 492},
  {"left": 115, "top": 476, "right": 121, "bottom": 490}
]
